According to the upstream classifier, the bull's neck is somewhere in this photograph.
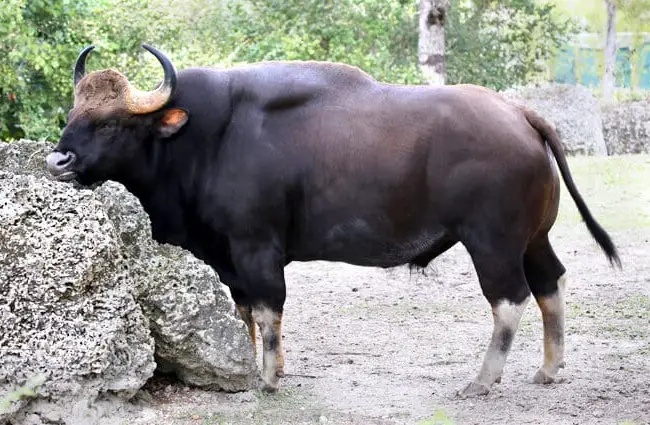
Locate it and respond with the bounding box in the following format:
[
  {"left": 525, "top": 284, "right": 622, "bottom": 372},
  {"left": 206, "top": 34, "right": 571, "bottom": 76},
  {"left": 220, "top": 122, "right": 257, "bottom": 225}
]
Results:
[{"left": 117, "top": 137, "right": 212, "bottom": 245}]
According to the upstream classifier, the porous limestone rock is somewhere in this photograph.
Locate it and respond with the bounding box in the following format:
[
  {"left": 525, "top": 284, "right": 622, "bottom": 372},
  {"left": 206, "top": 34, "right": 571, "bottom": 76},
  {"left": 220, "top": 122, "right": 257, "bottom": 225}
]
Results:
[
  {"left": 95, "top": 182, "right": 257, "bottom": 391},
  {"left": 0, "top": 140, "right": 52, "bottom": 179},
  {"left": 0, "top": 140, "right": 257, "bottom": 424},
  {"left": 0, "top": 172, "right": 155, "bottom": 425}
]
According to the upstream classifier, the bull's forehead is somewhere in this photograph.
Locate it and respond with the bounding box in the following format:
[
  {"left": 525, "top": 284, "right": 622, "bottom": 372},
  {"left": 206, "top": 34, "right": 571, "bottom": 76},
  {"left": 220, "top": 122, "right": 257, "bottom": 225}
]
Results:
[{"left": 72, "top": 69, "right": 130, "bottom": 118}]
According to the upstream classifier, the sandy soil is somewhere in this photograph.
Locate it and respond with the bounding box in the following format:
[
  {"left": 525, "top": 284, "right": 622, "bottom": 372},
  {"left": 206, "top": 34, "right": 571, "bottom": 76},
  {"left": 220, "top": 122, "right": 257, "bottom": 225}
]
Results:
[{"left": 117, "top": 156, "right": 649, "bottom": 425}]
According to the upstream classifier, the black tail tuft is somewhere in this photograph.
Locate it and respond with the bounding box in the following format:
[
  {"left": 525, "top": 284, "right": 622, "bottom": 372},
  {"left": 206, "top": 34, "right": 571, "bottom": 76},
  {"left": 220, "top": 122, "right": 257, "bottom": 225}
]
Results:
[{"left": 581, "top": 205, "right": 622, "bottom": 269}]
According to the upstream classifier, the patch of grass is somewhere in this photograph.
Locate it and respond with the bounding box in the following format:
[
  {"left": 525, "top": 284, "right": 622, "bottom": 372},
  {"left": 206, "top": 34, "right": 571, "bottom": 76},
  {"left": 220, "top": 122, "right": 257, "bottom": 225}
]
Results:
[
  {"left": 632, "top": 342, "right": 650, "bottom": 356},
  {"left": 241, "top": 387, "right": 323, "bottom": 424},
  {"left": 555, "top": 155, "right": 650, "bottom": 232},
  {"left": 255, "top": 386, "right": 301, "bottom": 407},
  {"left": 516, "top": 310, "right": 543, "bottom": 338},
  {"left": 0, "top": 374, "right": 47, "bottom": 414},
  {"left": 565, "top": 295, "right": 650, "bottom": 339},
  {"left": 172, "top": 409, "right": 230, "bottom": 424},
  {"left": 566, "top": 302, "right": 596, "bottom": 320},
  {"left": 168, "top": 386, "right": 327, "bottom": 425},
  {"left": 615, "top": 294, "right": 650, "bottom": 315},
  {"left": 418, "top": 409, "right": 456, "bottom": 425},
  {"left": 201, "top": 415, "right": 226, "bottom": 425},
  {"left": 338, "top": 300, "right": 455, "bottom": 317}
]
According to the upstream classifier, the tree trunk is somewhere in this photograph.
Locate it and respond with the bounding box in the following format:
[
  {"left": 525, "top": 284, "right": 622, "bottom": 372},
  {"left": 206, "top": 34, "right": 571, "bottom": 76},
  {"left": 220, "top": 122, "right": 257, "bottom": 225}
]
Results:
[
  {"left": 418, "top": 0, "right": 450, "bottom": 86},
  {"left": 602, "top": 0, "right": 617, "bottom": 102}
]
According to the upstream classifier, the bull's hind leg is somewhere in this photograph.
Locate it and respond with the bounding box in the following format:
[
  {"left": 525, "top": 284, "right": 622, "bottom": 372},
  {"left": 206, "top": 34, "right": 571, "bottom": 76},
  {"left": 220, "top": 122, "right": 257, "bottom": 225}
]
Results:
[
  {"left": 230, "top": 237, "right": 287, "bottom": 392},
  {"left": 459, "top": 236, "right": 531, "bottom": 397},
  {"left": 524, "top": 236, "right": 567, "bottom": 384}
]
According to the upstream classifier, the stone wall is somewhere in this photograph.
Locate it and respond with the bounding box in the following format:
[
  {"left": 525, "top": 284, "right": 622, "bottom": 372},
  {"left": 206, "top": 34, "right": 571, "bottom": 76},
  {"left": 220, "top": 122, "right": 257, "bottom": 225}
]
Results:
[
  {"left": 500, "top": 83, "right": 609, "bottom": 156},
  {"left": 601, "top": 99, "right": 650, "bottom": 155}
]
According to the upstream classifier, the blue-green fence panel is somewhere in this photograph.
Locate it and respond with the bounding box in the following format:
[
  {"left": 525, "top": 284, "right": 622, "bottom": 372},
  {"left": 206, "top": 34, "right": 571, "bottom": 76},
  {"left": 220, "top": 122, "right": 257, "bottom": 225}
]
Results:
[
  {"left": 640, "top": 44, "right": 650, "bottom": 88},
  {"left": 553, "top": 42, "right": 650, "bottom": 89}
]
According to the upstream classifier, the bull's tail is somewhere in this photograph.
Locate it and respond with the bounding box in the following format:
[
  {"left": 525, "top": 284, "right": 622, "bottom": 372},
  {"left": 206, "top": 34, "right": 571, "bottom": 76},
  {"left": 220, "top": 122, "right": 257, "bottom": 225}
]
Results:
[{"left": 523, "top": 107, "right": 621, "bottom": 268}]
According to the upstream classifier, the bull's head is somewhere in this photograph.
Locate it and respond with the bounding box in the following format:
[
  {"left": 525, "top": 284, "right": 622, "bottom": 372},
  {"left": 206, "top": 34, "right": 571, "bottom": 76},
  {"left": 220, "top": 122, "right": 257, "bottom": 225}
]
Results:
[{"left": 46, "top": 44, "right": 188, "bottom": 186}]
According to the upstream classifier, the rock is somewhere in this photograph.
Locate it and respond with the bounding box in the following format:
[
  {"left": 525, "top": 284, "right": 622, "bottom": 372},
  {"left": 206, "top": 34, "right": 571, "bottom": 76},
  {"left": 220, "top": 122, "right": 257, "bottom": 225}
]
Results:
[
  {"left": 0, "top": 172, "right": 156, "bottom": 425},
  {"left": 94, "top": 182, "right": 257, "bottom": 392},
  {"left": 601, "top": 99, "right": 650, "bottom": 155},
  {"left": 0, "top": 141, "right": 258, "bottom": 424},
  {"left": 0, "top": 140, "right": 54, "bottom": 179},
  {"left": 500, "top": 83, "right": 608, "bottom": 156}
]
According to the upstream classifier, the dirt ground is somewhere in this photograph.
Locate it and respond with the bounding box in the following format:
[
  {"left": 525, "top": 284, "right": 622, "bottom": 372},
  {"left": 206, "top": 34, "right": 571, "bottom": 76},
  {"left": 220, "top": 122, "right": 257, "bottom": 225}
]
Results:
[{"left": 119, "top": 155, "right": 650, "bottom": 425}]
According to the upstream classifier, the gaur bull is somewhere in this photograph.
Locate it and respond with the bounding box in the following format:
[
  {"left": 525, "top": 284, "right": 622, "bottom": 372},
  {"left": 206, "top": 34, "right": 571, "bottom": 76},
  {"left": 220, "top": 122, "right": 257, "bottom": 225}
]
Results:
[{"left": 46, "top": 44, "right": 620, "bottom": 396}]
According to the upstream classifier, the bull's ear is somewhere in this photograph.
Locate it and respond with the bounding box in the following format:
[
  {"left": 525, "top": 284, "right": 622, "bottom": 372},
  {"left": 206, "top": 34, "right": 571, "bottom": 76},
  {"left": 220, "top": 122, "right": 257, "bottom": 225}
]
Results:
[{"left": 157, "top": 108, "right": 189, "bottom": 138}]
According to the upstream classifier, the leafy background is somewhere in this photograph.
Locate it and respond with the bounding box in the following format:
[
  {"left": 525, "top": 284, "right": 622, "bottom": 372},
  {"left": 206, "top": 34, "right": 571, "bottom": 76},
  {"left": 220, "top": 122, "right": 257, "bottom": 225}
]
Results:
[{"left": 0, "top": 0, "right": 647, "bottom": 141}]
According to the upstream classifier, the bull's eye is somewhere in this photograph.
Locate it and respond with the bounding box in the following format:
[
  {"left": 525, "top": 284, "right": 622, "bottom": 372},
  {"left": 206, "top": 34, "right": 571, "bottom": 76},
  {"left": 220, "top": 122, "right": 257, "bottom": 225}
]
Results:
[{"left": 95, "top": 119, "right": 117, "bottom": 133}]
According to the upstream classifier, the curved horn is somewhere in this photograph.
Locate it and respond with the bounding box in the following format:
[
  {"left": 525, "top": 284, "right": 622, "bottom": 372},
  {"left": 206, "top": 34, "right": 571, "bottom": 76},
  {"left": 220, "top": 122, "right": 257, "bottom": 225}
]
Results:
[
  {"left": 126, "top": 43, "right": 177, "bottom": 114},
  {"left": 73, "top": 45, "right": 95, "bottom": 86}
]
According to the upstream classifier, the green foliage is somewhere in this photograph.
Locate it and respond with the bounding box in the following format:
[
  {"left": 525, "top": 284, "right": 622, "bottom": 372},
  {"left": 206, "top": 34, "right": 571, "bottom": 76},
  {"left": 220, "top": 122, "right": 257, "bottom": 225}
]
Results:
[
  {"left": 446, "top": 0, "right": 579, "bottom": 90},
  {"left": 0, "top": 0, "right": 93, "bottom": 141},
  {"left": 0, "top": 0, "right": 26, "bottom": 140},
  {"left": 548, "top": 0, "right": 650, "bottom": 33},
  {"left": 0, "top": 0, "right": 576, "bottom": 141},
  {"left": 225, "top": 0, "right": 423, "bottom": 84}
]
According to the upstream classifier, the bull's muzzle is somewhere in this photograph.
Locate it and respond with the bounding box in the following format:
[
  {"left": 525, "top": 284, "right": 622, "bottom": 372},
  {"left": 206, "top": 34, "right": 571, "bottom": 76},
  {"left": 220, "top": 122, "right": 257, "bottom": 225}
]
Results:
[{"left": 46, "top": 151, "right": 77, "bottom": 181}]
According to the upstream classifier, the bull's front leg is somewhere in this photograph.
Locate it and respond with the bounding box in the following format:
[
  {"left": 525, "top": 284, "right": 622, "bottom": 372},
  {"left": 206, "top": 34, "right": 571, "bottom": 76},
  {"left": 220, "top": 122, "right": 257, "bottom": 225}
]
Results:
[
  {"left": 252, "top": 306, "right": 285, "bottom": 391},
  {"left": 230, "top": 237, "right": 287, "bottom": 392},
  {"left": 236, "top": 304, "right": 257, "bottom": 356}
]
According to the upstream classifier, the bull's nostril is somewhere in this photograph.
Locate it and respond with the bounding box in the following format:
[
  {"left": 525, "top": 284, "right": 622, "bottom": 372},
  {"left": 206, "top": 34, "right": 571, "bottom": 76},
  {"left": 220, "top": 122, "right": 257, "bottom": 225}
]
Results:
[
  {"left": 46, "top": 151, "right": 76, "bottom": 174},
  {"left": 56, "top": 152, "right": 74, "bottom": 166}
]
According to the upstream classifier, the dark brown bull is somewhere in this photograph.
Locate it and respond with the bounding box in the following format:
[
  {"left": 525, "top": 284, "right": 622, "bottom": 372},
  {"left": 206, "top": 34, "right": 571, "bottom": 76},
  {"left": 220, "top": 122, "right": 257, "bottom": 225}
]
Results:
[{"left": 46, "top": 44, "right": 620, "bottom": 396}]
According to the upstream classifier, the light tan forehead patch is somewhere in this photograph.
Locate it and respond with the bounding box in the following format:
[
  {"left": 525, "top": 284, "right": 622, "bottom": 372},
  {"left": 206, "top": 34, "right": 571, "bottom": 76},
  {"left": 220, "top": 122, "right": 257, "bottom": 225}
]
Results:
[{"left": 72, "top": 69, "right": 131, "bottom": 119}]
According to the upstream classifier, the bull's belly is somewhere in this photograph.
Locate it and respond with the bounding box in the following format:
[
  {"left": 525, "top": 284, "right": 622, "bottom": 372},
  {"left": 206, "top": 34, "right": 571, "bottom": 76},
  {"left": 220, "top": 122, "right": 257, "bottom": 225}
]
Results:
[{"left": 288, "top": 219, "right": 450, "bottom": 268}]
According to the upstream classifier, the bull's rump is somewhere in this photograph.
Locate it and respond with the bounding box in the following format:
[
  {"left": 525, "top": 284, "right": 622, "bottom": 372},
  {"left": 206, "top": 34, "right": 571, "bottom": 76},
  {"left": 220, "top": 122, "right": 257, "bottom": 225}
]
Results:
[{"left": 265, "top": 84, "right": 555, "bottom": 266}]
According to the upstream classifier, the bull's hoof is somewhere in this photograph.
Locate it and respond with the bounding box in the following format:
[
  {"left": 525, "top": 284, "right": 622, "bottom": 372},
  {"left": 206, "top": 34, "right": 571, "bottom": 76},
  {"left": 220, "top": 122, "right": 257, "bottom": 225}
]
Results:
[
  {"left": 259, "top": 370, "right": 282, "bottom": 393},
  {"left": 260, "top": 379, "right": 280, "bottom": 393},
  {"left": 533, "top": 368, "right": 562, "bottom": 385},
  {"left": 457, "top": 381, "right": 490, "bottom": 398},
  {"left": 532, "top": 368, "right": 556, "bottom": 384}
]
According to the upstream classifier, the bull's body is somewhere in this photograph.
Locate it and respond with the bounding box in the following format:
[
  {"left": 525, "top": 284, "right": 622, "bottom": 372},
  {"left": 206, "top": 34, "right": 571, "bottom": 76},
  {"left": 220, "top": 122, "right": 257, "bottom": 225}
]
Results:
[
  {"left": 146, "top": 64, "right": 545, "bottom": 271},
  {"left": 47, "top": 46, "right": 620, "bottom": 396}
]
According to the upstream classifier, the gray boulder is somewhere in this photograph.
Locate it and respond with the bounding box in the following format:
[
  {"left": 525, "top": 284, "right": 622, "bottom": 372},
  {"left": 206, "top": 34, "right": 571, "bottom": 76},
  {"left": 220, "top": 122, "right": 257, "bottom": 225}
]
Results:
[
  {"left": 0, "top": 172, "right": 156, "bottom": 425},
  {"left": 500, "top": 83, "right": 608, "bottom": 156},
  {"left": 601, "top": 99, "right": 650, "bottom": 155},
  {"left": 0, "top": 140, "right": 53, "bottom": 179},
  {"left": 95, "top": 182, "right": 257, "bottom": 391},
  {"left": 0, "top": 141, "right": 257, "bottom": 424}
]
